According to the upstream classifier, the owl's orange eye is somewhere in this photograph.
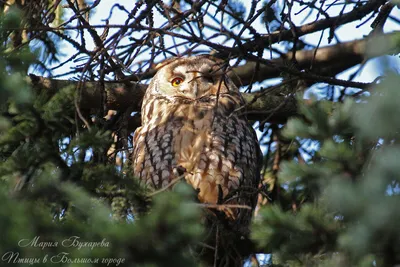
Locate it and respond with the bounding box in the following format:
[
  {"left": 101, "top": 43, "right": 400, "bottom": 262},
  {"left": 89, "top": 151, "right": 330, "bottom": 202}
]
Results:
[{"left": 171, "top": 77, "right": 184, "bottom": 87}]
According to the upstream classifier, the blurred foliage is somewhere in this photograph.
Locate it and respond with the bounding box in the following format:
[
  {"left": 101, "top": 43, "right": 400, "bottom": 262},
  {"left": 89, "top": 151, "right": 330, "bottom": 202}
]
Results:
[
  {"left": 262, "top": 1, "right": 281, "bottom": 32},
  {"left": 0, "top": 6, "right": 203, "bottom": 267},
  {"left": 0, "top": 1, "right": 399, "bottom": 267},
  {"left": 252, "top": 76, "right": 400, "bottom": 266}
]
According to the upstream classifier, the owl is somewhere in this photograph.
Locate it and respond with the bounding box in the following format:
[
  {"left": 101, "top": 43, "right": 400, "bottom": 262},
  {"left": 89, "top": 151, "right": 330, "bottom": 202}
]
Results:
[{"left": 132, "top": 55, "right": 261, "bottom": 232}]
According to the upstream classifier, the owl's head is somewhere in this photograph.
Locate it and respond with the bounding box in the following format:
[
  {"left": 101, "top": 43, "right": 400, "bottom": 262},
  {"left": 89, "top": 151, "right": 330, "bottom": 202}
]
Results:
[{"left": 145, "top": 55, "right": 238, "bottom": 100}]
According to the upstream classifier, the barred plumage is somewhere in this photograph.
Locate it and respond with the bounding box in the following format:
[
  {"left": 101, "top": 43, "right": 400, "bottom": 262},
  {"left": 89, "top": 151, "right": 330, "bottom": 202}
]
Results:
[{"left": 132, "top": 55, "right": 261, "bottom": 230}]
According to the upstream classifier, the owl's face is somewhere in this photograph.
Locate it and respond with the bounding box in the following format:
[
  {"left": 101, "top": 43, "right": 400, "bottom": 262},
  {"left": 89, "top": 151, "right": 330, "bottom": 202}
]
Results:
[{"left": 146, "top": 55, "right": 237, "bottom": 100}]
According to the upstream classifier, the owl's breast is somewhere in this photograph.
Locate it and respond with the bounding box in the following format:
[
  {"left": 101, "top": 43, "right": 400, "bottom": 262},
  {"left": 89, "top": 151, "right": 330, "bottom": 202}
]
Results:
[{"left": 133, "top": 96, "right": 260, "bottom": 215}]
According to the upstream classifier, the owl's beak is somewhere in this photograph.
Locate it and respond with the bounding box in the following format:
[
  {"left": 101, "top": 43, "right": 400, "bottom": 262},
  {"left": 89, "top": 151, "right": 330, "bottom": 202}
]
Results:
[{"left": 180, "top": 81, "right": 198, "bottom": 99}]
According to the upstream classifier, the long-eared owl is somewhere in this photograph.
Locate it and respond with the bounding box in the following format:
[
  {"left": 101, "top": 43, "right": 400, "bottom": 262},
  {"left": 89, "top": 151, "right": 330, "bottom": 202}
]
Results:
[{"left": 132, "top": 55, "right": 261, "bottom": 231}]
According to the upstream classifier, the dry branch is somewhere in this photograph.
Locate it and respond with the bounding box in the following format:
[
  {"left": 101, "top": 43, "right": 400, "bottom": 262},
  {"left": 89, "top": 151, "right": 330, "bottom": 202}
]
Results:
[
  {"left": 29, "top": 32, "right": 399, "bottom": 124},
  {"left": 238, "top": 0, "right": 389, "bottom": 52},
  {"left": 231, "top": 31, "right": 400, "bottom": 86}
]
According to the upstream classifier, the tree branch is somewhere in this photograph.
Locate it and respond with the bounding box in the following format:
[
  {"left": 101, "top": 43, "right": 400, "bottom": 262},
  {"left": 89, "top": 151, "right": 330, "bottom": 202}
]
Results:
[
  {"left": 237, "top": 0, "right": 388, "bottom": 52},
  {"left": 28, "top": 32, "right": 399, "bottom": 124}
]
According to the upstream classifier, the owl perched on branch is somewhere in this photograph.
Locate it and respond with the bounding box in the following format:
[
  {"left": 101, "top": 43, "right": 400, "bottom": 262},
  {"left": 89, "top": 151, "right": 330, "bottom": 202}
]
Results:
[{"left": 132, "top": 55, "right": 261, "bottom": 233}]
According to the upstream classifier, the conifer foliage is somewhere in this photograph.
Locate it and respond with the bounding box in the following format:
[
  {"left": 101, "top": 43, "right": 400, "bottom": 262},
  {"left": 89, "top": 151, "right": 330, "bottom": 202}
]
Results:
[
  {"left": 0, "top": 1, "right": 399, "bottom": 266},
  {"left": 253, "top": 75, "right": 400, "bottom": 266}
]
